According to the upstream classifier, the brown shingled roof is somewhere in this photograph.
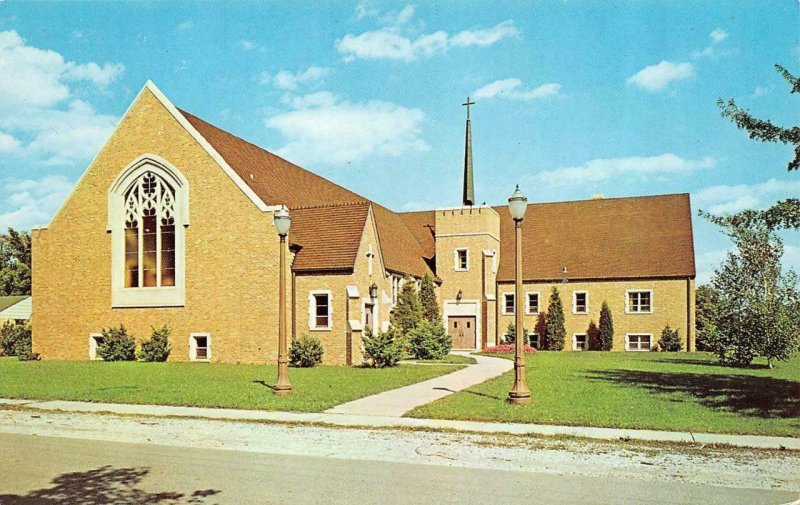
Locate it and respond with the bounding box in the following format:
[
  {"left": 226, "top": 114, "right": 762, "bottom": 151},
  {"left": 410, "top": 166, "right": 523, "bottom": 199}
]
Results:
[
  {"left": 494, "top": 194, "right": 696, "bottom": 282},
  {"left": 179, "top": 109, "right": 432, "bottom": 277},
  {"left": 290, "top": 203, "right": 370, "bottom": 272},
  {"left": 398, "top": 210, "right": 436, "bottom": 261}
]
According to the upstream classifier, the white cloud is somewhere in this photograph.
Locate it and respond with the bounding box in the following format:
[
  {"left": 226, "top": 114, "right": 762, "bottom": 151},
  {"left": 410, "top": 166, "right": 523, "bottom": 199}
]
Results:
[
  {"left": 355, "top": 1, "right": 379, "bottom": 20},
  {"left": 239, "top": 39, "right": 256, "bottom": 51},
  {"left": 336, "top": 20, "right": 518, "bottom": 62},
  {"left": 0, "top": 175, "right": 73, "bottom": 230},
  {"left": 473, "top": 78, "right": 561, "bottom": 101},
  {"left": 692, "top": 178, "right": 800, "bottom": 215},
  {"left": 754, "top": 85, "right": 771, "bottom": 97},
  {"left": 270, "top": 66, "right": 332, "bottom": 91},
  {"left": 626, "top": 60, "right": 695, "bottom": 92},
  {"left": 0, "top": 30, "right": 121, "bottom": 166},
  {"left": 709, "top": 29, "right": 729, "bottom": 44},
  {"left": 382, "top": 4, "right": 415, "bottom": 25},
  {"left": 267, "top": 94, "right": 428, "bottom": 165},
  {"left": 534, "top": 153, "right": 716, "bottom": 186},
  {"left": 281, "top": 91, "right": 338, "bottom": 109},
  {"left": 696, "top": 248, "right": 731, "bottom": 285}
]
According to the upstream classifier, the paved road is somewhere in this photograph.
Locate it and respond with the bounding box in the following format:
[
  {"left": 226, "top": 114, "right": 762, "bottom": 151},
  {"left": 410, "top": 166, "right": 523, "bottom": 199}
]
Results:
[{"left": 0, "top": 433, "right": 795, "bottom": 505}]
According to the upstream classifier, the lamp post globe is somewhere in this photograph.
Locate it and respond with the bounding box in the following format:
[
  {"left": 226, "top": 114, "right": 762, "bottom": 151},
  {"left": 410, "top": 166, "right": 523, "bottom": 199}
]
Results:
[
  {"left": 273, "top": 206, "right": 292, "bottom": 396},
  {"left": 508, "top": 185, "right": 532, "bottom": 405}
]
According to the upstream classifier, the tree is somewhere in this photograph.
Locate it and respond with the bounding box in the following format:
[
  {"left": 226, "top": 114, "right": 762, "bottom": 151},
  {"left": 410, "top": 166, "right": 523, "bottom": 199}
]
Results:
[
  {"left": 504, "top": 322, "right": 529, "bottom": 346},
  {"left": 418, "top": 274, "right": 440, "bottom": 324},
  {"left": 598, "top": 301, "right": 614, "bottom": 351},
  {"left": 407, "top": 319, "right": 452, "bottom": 360},
  {"left": 362, "top": 327, "right": 402, "bottom": 368},
  {"left": 715, "top": 64, "right": 799, "bottom": 230},
  {"left": 390, "top": 277, "right": 422, "bottom": 335},
  {"left": 544, "top": 287, "right": 566, "bottom": 351},
  {"left": 657, "top": 325, "right": 682, "bottom": 352},
  {"left": 586, "top": 320, "right": 601, "bottom": 350},
  {"left": 0, "top": 228, "right": 32, "bottom": 296},
  {"left": 695, "top": 285, "right": 719, "bottom": 352},
  {"left": 704, "top": 218, "right": 800, "bottom": 367}
]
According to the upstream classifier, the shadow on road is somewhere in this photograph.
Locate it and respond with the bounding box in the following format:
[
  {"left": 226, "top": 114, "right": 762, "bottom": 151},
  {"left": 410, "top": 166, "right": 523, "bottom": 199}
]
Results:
[
  {"left": 587, "top": 369, "right": 800, "bottom": 418},
  {"left": 0, "top": 465, "right": 220, "bottom": 504}
]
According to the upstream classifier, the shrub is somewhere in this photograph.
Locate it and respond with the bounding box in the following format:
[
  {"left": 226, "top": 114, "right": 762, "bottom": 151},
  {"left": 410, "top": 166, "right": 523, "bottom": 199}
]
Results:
[
  {"left": 0, "top": 320, "right": 31, "bottom": 357},
  {"left": 290, "top": 334, "right": 324, "bottom": 367},
  {"left": 17, "top": 351, "right": 40, "bottom": 361},
  {"left": 362, "top": 326, "right": 402, "bottom": 368},
  {"left": 97, "top": 325, "right": 136, "bottom": 361},
  {"left": 408, "top": 320, "right": 451, "bottom": 360},
  {"left": 419, "top": 274, "right": 440, "bottom": 324},
  {"left": 391, "top": 278, "right": 422, "bottom": 335},
  {"left": 587, "top": 320, "right": 601, "bottom": 350},
  {"left": 545, "top": 287, "right": 566, "bottom": 350},
  {"left": 483, "top": 344, "right": 537, "bottom": 353},
  {"left": 138, "top": 324, "right": 172, "bottom": 362},
  {"left": 658, "top": 325, "right": 683, "bottom": 352},
  {"left": 598, "top": 301, "right": 614, "bottom": 351},
  {"left": 503, "top": 322, "right": 529, "bottom": 346}
]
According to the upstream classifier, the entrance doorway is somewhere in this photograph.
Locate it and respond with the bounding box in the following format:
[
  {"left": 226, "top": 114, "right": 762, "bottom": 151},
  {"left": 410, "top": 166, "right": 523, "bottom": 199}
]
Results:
[{"left": 449, "top": 316, "right": 477, "bottom": 349}]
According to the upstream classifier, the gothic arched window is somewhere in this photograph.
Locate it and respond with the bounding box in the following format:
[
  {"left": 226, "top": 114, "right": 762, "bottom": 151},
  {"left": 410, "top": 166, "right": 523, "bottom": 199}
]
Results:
[{"left": 123, "top": 172, "right": 176, "bottom": 288}]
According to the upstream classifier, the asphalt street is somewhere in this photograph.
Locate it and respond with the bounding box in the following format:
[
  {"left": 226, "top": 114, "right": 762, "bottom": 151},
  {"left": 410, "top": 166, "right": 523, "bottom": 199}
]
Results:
[{"left": 0, "top": 433, "right": 796, "bottom": 505}]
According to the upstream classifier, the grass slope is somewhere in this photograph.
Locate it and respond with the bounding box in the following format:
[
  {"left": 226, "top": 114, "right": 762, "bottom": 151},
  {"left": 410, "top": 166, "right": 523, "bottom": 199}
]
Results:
[
  {"left": 0, "top": 359, "right": 463, "bottom": 413},
  {"left": 407, "top": 352, "right": 800, "bottom": 437}
]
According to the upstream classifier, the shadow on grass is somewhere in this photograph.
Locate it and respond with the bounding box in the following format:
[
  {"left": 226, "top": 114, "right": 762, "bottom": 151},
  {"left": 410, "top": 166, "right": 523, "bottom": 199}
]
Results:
[
  {"left": 588, "top": 369, "right": 800, "bottom": 419},
  {"left": 252, "top": 380, "right": 275, "bottom": 389},
  {"left": 0, "top": 465, "right": 220, "bottom": 504},
  {"left": 433, "top": 386, "right": 504, "bottom": 401},
  {"left": 655, "top": 357, "right": 771, "bottom": 370}
]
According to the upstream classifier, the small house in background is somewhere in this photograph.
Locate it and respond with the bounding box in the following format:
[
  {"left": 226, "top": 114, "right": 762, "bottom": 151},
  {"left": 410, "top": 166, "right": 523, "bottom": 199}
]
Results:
[{"left": 0, "top": 296, "right": 32, "bottom": 323}]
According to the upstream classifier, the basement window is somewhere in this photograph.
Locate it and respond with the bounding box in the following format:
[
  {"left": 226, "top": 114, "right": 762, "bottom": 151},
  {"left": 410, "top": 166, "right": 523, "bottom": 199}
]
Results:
[
  {"left": 573, "top": 334, "right": 587, "bottom": 351},
  {"left": 626, "top": 334, "right": 652, "bottom": 352},
  {"left": 190, "top": 333, "right": 210, "bottom": 361},
  {"left": 88, "top": 334, "right": 104, "bottom": 360}
]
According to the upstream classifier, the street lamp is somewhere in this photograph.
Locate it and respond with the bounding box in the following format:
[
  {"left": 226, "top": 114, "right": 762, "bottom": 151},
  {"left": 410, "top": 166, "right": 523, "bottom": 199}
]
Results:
[
  {"left": 508, "top": 185, "right": 532, "bottom": 405},
  {"left": 273, "top": 206, "right": 292, "bottom": 396}
]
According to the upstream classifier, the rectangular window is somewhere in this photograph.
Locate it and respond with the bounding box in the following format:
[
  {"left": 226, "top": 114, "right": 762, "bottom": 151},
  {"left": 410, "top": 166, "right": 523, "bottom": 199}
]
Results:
[
  {"left": 627, "top": 290, "right": 653, "bottom": 313},
  {"left": 573, "top": 334, "right": 587, "bottom": 351},
  {"left": 124, "top": 227, "right": 139, "bottom": 288},
  {"left": 526, "top": 292, "right": 539, "bottom": 314},
  {"left": 313, "top": 293, "right": 331, "bottom": 329},
  {"left": 161, "top": 224, "right": 176, "bottom": 287},
  {"left": 89, "top": 334, "right": 104, "bottom": 360},
  {"left": 626, "top": 334, "right": 652, "bottom": 351},
  {"left": 190, "top": 333, "right": 210, "bottom": 361},
  {"left": 573, "top": 291, "right": 588, "bottom": 314},
  {"left": 392, "top": 276, "right": 401, "bottom": 305},
  {"left": 530, "top": 333, "right": 540, "bottom": 349},
  {"left": 141, "top": 214, "right": 158, "bottom": 287},
  {"left": 455, "top": 248, "right": 468, "bottom": 271},
  {"left": 503, "top": 293, "right": 515, "bottom": 315}
]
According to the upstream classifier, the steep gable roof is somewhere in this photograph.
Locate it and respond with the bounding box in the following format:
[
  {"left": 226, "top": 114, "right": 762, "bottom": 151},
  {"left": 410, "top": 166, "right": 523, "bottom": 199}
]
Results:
[
  {"left": 177, "top": 107, "right": 432, "bottom": 277},
  {"left": 493, "top": 193, "right": 696, "bottom": 282},
  {"left": 398, "top": 210, "right": 436, "bottom": 261}
]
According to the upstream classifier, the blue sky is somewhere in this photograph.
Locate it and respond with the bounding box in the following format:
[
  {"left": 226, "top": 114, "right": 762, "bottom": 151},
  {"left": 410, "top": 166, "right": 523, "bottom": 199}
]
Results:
[{"left": 0, "top": 0, "right": 797, "bottom": 283}]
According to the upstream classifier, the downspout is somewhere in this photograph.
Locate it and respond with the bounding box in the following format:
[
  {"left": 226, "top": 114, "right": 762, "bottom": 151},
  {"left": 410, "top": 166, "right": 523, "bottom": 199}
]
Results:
[
  {"left": 686, "top": 278, "right": 691, "bottom": 352},
  {"left": 481, "top": 252, "right": 487, "bottom": 349},
  {"left": 291, "top": 271, "right": 297, "bottom": 340}
]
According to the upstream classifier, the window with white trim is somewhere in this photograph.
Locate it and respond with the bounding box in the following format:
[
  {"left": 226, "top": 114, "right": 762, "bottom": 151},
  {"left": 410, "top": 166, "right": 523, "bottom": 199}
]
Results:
[
  {"left": 502, "top": 293, "right": 515, "bottom": 315},
  {"left": 573, "top": 291, "right": 588, "bottom": 314},
  {"left": 626, "top": 334, "right": 652, "bottom": 351},
  {"left": 88, "top": 334, "right": 104, "bottom": 360},
  {"left": 455, "top": 248, "right": 468, "bottom": 271},
  {"left": 526, "top": 292, "right": 540, "bottom": 314},
  {"left": 573, "top": 334, "right": 587, "bottom": 351},
  {"left": 530, "top": 333, "right": 540, "bottom": 349},
  {"left": 190, "top": 333, "right": 210, "bottom": 361},
  {"left": 310, "top": 292, "right": 332, "bottom": 330},
  {"left": 627, "top": 290, "right": 653, "bottom": 313},
  {"left": 391, "top": 275, "right": 402, "bottom": 305}
]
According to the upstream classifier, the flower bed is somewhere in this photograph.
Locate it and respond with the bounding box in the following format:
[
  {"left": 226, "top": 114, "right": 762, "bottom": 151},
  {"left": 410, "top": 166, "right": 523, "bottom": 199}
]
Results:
[{"left": 482, "top": 344, "right": 537, "bottom": 353}]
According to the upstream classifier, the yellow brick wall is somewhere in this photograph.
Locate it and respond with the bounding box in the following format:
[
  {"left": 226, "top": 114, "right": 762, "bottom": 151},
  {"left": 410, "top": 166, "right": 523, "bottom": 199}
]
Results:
[
  {"left": 496, "top": 278, "right": 695, "bottom": 351},
  {"left": 31, "top": 88, "right": 289, "bottom": 364},
  {"left": 293, "top": 207, "right": 394, "bottom": 365}
]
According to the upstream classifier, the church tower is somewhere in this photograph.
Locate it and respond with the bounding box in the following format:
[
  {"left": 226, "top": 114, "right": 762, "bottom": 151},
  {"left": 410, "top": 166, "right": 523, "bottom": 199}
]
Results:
[{"left": 462, "top": 97, "right": 475, "bottom": 206}]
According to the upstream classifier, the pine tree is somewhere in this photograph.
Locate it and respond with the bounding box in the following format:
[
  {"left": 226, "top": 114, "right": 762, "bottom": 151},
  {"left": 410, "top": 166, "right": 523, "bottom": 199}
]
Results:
[
  {"left": 390, "top": 277, "right": 422, "bottom": 335},
  {"left": 504, "top": 322, "right": 529, "bottom": 346},
  {"left": 545, "top": 287, "right": 565, "bottom": 351},
  {"left": 587, "top": 320, "right": 601, "bottom": 350},
  {"left": 418, "top": 273, "right": 440, "bottom": 324},
  {"left": 598, "top": 301, "right": 614, "bottom": 351}
]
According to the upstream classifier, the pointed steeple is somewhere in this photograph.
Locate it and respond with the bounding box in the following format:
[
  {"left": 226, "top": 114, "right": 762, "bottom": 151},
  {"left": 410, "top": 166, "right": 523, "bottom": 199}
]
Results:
[{"left": 462, "top": 96, "right": 475, "bottom": 206}]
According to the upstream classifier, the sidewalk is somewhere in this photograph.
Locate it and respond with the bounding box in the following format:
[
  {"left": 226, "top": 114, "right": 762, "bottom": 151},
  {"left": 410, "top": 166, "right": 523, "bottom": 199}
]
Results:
[
  {"left": 1, "top": 397, "right": 796, "bottom": 450},
  {"left": 325, "top": 352, "right": 512, "bottom": 416}
]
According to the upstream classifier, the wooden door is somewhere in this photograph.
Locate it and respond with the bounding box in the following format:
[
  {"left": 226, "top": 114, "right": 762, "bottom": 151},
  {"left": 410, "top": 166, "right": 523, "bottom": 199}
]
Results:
[{"left": 449, "top": 316, "right": 477, "bottom": 349}]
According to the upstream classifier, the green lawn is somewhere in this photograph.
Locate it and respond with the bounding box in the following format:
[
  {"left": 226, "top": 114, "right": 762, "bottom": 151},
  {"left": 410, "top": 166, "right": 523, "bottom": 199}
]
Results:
[
  {"left": 0, "top": 359, "right": 463, "bottom": 413},
  {"left": 407, "top": 352, "right": 800, "bottom": 437}
]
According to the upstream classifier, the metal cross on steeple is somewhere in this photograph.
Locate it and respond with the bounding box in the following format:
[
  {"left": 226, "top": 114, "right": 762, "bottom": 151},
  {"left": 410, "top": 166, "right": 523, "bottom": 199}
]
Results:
[{"left": 462, "top": 96, "right": 475, "bottom": 119}]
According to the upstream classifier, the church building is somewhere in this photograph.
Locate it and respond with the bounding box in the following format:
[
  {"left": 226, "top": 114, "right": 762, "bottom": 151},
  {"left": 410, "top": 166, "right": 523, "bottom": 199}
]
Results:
[{"left": 31, "top": 82, "right": 696, "bottom": 364}]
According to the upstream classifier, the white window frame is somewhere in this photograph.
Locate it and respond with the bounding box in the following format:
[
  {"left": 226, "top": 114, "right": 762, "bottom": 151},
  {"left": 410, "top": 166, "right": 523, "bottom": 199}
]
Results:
[
  {"left": 502, "top": 292, "right": 515, "bottom": 315},
  {"left": 454, "top": 248, "right": 469, "bottom": 272},
  {"left": 309, "top": 290, "right": 333, "bottom": 331},
  {"left": 530, "top": 333, "right": 540, "bottom": 349},
  {"left": 572, "top": 291, "right": 589, "bottom": 314},
  {"left": 108, "top": 154, "right": 189, "bottom": 308},
  {"left": 572, "top": 333, "right": 588, "bottom": 351},
  {"left": 88, "top": 333, "right": 104, "bottom": 360},
  {"left": 190, "top": 333, "right": 211, "bottom": 361},
  {"left": 391, "top": 275, "right": 402, "bottom": 305},
  {"left": 525, "top": 291, "right": 540, "bottom": 315},
  {"left": 626, "top": 289, "right": 654, "bottom": 314},
  {"left": 625, "top": 333, "right": 653, "bottom": 352}
]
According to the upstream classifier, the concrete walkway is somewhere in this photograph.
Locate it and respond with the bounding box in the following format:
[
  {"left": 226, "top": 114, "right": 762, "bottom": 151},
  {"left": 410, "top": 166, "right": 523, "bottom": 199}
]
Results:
[{"left": 325, "top": 352, "right": 513, "bottom": 417}]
